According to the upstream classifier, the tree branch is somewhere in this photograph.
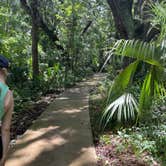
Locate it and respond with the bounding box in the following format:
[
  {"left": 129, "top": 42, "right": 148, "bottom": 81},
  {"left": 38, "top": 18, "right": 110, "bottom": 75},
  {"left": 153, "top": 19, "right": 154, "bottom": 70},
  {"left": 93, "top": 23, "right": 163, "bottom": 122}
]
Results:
[
  {"left": 20, "top": 0, "right": 64, "bottom": 51},
  {"left": 20, "top": 0, "right": 32, "bottom": 16},
  {"left": 81, "top": 21, "right": 93, "bottom": 35}
]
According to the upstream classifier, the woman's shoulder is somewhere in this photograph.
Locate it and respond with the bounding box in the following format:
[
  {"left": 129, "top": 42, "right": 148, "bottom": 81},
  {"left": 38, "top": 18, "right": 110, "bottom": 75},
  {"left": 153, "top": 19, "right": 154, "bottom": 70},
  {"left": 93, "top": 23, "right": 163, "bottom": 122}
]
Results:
[{"left": 4, "top": 90, "right": 14, "bottom": 112}]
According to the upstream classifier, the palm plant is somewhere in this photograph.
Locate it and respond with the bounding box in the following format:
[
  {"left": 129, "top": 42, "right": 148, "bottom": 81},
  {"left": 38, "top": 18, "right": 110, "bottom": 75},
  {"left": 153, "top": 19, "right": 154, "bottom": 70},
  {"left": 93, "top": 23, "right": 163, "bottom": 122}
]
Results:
[
  {"left": 100, "top": 1, "right": 166, "bottom": 130},
  {"left": 150, "top": 1, "right": 166, "bottom": 42}
]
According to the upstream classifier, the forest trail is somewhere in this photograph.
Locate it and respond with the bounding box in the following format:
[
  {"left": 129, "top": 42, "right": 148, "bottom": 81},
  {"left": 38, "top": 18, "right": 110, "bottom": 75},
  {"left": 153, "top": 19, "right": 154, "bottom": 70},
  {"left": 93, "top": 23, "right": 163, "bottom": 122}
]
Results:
[{"left": 6, "top": 73, "right": 106, "bottom": 166}]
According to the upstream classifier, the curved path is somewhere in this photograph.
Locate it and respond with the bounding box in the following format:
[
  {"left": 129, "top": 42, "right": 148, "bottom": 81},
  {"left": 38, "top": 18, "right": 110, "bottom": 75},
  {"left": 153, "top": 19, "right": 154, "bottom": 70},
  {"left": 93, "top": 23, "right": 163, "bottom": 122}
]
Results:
[{"left": 6, "top": 73, "right": 106, "bottom": 166}]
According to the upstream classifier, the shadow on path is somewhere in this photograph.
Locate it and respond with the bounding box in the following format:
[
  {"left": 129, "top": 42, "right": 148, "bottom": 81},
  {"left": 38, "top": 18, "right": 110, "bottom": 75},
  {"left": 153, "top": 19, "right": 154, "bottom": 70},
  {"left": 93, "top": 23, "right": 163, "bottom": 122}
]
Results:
[{"left": 6, "top": 73, "right": 106, "bottom": 166}]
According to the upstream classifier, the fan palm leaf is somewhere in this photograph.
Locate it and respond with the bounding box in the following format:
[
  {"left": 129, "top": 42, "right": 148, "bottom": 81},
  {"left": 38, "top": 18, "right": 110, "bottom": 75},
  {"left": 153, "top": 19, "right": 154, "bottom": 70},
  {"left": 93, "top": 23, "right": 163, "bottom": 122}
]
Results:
[{"left": 100, "top": 93, "right": 138, "bottom": 129}]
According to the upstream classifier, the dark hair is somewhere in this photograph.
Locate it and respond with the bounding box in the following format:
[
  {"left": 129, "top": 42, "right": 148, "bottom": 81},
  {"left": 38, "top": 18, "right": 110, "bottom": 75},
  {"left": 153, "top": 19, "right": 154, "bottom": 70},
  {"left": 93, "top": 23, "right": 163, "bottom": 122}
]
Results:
[{"left": 0, "top": 55, "right": 9, "bottom": 69}]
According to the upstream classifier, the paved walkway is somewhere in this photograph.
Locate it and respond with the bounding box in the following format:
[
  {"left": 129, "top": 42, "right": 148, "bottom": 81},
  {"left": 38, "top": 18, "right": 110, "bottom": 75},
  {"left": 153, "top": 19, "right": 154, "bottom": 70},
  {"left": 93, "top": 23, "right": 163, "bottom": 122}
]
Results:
[{"left": 6, "top": 74, "right": 106, "bottom": 166}]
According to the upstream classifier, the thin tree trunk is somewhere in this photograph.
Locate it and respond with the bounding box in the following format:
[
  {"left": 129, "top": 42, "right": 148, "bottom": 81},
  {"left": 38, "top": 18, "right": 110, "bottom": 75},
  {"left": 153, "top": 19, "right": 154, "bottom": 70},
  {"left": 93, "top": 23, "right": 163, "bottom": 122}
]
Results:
[
  {"left": 31, "top": 20, "right": 39, "bottom": 78},
  {"left": 31, "top": 0, "right": 39, "bottom": 78}
]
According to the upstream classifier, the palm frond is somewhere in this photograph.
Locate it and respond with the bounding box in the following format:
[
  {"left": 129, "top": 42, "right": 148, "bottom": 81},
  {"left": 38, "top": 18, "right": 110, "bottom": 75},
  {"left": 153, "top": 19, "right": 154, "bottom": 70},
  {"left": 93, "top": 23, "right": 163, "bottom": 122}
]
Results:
[
  {"left": 161, "top": 39, "right": 166, "bottom": 63},
  {"left": 100, "top": 93, "right": 138, "bottom": 130},
  {"left": 139, "top": 66, "right": 166, "bottom": 115},
  {"left": 111, "top": 40, "right": 164, "bottom": 67},
  {"left": 150, "top": 1, "right": 166, "bottom": 40},
  {"left": 150, "top": 1, "right": 166, "bottom": 23}
]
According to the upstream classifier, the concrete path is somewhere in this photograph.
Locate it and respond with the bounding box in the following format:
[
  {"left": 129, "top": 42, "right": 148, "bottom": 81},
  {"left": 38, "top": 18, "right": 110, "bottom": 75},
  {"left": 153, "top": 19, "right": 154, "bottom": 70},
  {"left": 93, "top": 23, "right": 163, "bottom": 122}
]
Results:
[{"left": 6, "top": 74, "right": 106, "bottom": 166}]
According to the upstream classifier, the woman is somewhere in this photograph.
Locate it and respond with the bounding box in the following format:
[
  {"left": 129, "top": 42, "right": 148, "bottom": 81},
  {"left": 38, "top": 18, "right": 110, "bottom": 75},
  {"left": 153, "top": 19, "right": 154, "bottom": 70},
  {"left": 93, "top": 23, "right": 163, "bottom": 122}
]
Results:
[{"left": 0, "top": 55, "right": 14, "bottom": 166}]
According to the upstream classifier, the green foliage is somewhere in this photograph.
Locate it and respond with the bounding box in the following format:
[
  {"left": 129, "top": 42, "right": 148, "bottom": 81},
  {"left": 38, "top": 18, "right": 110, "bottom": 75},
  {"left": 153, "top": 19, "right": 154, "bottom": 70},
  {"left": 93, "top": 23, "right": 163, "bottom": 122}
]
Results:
[
  {"left": 90, "top": 82, "right": 166, "bottom": 165},
  {"left": 100, "top": 39, "right": 166, "bottom": 129},
  {"left": 0, "top": 0, "right": 114, "bottom": 112},
  {"left": 106, "top": 60, "right": 139, "bottom": 103},
  {"left": 117, "top": 123, "right": 166, "bottom": 165},
  {"left": 111, "top": 40, "right": 163, "bottom": 67},
  {"left": 149, "top": 1, "right": 166, "bottom": 42},
  {"left": 100, "top": 135, "right": 111, "bottom": 145},
  {"left": 100, "top": 93, "right": 138, "bottom": 129}
]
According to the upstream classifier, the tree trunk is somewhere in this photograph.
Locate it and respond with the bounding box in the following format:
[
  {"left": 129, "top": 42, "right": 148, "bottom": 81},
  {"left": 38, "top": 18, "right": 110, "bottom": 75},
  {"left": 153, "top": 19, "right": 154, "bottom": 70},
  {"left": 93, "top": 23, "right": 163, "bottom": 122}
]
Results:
[
  {"left": 20, "top": 0, "right": 64, "bottom": 51},
  {"left": 107, "top": 0, "right": 159, "bottom": 41},
  {"left": 107, "top": 0, "right": 135, "bottom": 67},
  {"left": 31, "top": 20, "right": 39, "bottom": 78},
  {"left": 31, "top": 0, "right": 39, "bottom": 78},
  {"left": 107, "top": 0, "right": 135, "bottom": 39}
]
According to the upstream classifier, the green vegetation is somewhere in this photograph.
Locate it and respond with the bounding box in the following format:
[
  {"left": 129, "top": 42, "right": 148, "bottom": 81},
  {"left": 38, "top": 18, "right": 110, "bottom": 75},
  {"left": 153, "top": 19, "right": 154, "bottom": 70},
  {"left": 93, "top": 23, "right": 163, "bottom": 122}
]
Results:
[
  {"left": 100, "top": 1, "right": 166, "bottom": 129},
  {"left": 0, "top": 0, "right": 166, "bottom": 165},
  {"left": 89, "top": 1, "right": 166, "bottom": 165},
  {"left": 90, "top": 82, "right": 166, "bottom": 165},
  {"left": 0, "top": 0, "right": 111, "bottom": 111}
]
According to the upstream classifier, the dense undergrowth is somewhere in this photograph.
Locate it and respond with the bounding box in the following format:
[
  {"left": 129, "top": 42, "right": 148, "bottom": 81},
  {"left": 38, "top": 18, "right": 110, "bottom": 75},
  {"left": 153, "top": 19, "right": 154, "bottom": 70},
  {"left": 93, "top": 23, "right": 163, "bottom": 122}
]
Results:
[
  {"left": 89, "top": 77, "right": 166, "bottom": 166},
  {"left": 8, "top": 68, "right": 93, "bottom": 112}
]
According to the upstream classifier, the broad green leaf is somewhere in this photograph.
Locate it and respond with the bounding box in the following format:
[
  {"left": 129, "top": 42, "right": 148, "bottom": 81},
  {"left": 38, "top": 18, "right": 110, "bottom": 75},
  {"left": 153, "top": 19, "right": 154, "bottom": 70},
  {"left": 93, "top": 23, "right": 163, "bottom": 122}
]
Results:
[{"left": 107, "top": 60, "right": 139, "bottom": 104}]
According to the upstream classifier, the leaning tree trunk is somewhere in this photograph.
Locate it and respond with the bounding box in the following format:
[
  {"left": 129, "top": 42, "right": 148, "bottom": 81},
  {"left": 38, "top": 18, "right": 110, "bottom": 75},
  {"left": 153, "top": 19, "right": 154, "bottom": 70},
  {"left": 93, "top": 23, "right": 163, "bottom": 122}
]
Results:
[{"left": 31, "top": 0, "right": 39, "bottom": 78}]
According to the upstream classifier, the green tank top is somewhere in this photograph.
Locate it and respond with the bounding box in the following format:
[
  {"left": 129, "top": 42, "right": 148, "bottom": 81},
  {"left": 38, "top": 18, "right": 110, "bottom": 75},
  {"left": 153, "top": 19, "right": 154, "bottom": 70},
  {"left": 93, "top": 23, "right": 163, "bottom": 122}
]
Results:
[{"left": 0, "top": 82, "right": 9, "bottom": 120}]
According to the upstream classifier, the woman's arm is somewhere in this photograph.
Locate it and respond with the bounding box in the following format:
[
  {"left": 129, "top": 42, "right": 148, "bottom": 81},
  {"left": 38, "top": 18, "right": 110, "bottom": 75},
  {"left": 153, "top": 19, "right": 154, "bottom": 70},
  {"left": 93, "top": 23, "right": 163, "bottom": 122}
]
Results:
[{"left": 1, "top": 91, "right": 14, "bottom": 165}]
